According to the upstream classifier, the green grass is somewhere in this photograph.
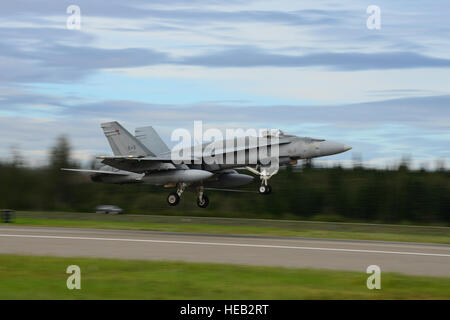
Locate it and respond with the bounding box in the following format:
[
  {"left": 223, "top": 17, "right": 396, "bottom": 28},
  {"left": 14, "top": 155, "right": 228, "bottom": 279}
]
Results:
[
  {"left": 11, "top": 217, "right": 450, "bottom": 244},
  {"left": 0, "top": 254, "right": 448, "bottom": 299}
]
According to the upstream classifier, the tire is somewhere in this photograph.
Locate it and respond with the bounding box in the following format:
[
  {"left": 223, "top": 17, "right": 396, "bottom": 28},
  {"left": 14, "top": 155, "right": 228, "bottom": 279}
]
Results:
[
  {"left": 167, "top": 192, "right": 180, "bottom": 206},
  {"left": 259, "top": 184, "right": 272, "bottom": 195},
  {"left": 259, "top": 185, "right": 267, "bottom": 194},
  {"left": 197, "top": 194, "right": 209, "bottom": 208}
]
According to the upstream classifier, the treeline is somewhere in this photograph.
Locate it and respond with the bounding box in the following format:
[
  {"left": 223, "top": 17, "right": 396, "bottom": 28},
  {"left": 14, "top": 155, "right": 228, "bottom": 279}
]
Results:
[{"left": 0, "top": 136, "right": 449, "bottom": 224}]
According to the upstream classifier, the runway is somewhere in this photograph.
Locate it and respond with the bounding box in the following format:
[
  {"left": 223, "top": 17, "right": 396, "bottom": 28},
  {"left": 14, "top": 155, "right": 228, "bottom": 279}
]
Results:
[{"left": 0, "top": 226, "right": 449, "bottom": 276}]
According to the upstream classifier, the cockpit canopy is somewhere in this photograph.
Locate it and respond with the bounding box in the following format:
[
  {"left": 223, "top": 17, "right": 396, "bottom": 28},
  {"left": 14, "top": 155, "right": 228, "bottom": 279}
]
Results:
[
  {"left": 303, "top": 137, "right": 325, "bottom": 143},
  {"left": 261, "top": 129, "right": 284, "bottom": 137},
  {"left": 261, "top": 129, "right": 296, "bottom": 138}
]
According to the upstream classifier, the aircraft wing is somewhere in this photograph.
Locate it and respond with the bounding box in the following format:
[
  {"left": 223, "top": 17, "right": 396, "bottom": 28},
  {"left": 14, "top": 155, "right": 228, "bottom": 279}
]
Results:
[{"left": 61, "top": 168, "right": 130, "bottom": 176}]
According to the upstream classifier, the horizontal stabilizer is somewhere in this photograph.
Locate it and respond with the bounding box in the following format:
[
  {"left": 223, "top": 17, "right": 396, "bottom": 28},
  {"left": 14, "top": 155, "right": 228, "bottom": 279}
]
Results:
[
  {"left": 61, "top": 168, "right": 129, "bottom": 176},
  {"left": 96, "top": 155, "right": 199, "bottom": 162}
]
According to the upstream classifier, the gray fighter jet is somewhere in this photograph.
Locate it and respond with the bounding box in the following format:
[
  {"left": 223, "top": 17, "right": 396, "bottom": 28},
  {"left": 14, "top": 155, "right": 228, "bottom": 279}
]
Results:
[{"left": 62, "top": 121, "right": 351, "bottom": 208}]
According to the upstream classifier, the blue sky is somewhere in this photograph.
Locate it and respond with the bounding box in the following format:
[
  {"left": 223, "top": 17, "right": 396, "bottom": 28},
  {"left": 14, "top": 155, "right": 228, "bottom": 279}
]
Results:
[{"left": 0, "top": 0, "right": 449, "bottom": 168}]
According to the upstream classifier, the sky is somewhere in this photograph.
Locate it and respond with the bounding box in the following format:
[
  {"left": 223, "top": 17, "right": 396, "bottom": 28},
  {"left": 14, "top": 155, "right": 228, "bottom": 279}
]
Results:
[{"left": 0, "top": 0, "right": 449, "bottom": 168}]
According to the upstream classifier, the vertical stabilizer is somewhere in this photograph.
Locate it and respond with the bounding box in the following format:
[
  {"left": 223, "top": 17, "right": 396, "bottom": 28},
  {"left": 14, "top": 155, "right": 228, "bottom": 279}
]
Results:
[
  {"left": 135, "top": 126, "right": 170, "bottom": 156},
  {"left": 101, "top": 122, "right": 154, "bottom": 157}
]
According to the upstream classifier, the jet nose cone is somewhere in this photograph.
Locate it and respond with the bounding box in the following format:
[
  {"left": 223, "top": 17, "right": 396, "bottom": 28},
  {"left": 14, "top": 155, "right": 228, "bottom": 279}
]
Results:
[{"left": 318, "top": 141, "right": 352, "bottom": 156}]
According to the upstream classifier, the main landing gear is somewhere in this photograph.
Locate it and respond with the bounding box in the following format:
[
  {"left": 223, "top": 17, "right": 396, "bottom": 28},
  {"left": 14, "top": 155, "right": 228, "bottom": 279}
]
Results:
[
  {"left": 167, "top": 182, "right": 186, "bottom": 206},
  {"left": 245, "top": 166, "right": 278, "bottom": 195},
  {"left": 167, "top": 192, "right": 180, "bottom": 206},
  {"left": 196, "top": 186, "right": 209, "bottom": 208},
  {"left": 166, "top": 183, "right": 209, "bottom": 208}
]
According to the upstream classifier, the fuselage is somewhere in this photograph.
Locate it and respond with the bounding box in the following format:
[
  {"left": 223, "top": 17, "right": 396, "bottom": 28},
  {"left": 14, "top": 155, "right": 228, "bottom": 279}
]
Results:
[
  {"left": 167, "top": 135, "right": 351, "bottom": 171},
  {"left": 91, "top": 135, "right": 351, "bottom": 188}
]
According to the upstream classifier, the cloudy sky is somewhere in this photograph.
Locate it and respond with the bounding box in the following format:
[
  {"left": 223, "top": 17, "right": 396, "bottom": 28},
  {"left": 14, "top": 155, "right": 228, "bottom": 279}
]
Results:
[{"left": 0, "top": 0, "right": 449, "bottom": 168}]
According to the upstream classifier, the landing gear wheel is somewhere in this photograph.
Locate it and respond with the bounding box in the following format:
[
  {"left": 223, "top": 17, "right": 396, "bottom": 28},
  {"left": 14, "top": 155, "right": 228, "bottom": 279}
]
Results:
[
  {"left": 259, "top": 184, "right": 272, "bottom": 195},
  {"left": 197, "top": 194, "right": 209, "bottom": 208},
  {"left": 167, "top": 192, "right": 180, "bottom": 206}
]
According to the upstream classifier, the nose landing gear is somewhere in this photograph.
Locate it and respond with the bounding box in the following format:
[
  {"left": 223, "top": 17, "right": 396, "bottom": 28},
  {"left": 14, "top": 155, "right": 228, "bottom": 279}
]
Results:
[
  {"left": 245, "top": 166, "right": 277, "bottom": 195},
  {"left": 258, "top": 184, "right": 272, "bottom": 195}
]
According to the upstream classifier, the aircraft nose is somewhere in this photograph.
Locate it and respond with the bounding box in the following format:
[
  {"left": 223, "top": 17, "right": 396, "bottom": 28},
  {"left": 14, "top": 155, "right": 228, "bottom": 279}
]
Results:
[
  {"left": 343, "top": 145, "right": 352, "bottom": 152},
  {"left": 319, "top": 141, "right": 352, "bottom": 156}
]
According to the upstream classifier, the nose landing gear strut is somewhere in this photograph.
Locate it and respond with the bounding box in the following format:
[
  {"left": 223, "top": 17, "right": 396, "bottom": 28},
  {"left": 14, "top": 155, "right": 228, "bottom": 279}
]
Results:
[{"left": 245, "top": 166, "right": 278, "bottom": 195}]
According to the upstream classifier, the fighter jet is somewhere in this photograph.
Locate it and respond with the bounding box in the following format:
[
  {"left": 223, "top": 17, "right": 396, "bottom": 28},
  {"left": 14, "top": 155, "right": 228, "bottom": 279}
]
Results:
[{"left": 62, "top": 121, "right": 351, "bottom": 208}]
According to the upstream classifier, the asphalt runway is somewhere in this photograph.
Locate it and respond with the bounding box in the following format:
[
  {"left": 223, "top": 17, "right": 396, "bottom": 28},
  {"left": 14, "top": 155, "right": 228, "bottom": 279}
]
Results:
[{"left": 0, "top": 226, "right": 449, "bottom": 276}]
